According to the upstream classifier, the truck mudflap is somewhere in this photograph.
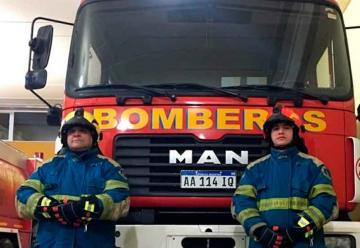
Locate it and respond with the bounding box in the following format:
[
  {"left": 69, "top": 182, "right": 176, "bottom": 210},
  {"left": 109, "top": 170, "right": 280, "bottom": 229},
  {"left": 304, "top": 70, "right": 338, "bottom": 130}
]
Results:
[
  {"left": 348, "top": 137, "right": 360, "bottom": 202},
  {"left": 116, "top": 222, "right": 360, "bottom": 248}
]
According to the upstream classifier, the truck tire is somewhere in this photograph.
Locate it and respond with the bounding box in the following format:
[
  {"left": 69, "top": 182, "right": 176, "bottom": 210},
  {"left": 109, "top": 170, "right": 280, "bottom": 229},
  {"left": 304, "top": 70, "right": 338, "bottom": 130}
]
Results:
[{"left": 0, "top": 238, "right": 14, "bottom": 248}]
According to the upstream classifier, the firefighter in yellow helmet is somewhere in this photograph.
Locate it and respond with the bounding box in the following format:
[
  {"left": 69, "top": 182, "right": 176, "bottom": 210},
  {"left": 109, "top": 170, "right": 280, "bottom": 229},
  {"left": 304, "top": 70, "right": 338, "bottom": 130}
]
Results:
[
  {"left": 16, "top": 108, "right": 130, "bottom": 248},
  {"left": 60, "top": 109, "right": 101, "bottom": 147},
  {"left": 232, "top": 105, "right": 338, "bottom": 248},
  {"left": 59, "top": 108, "right": 102, "bottom": 151}
]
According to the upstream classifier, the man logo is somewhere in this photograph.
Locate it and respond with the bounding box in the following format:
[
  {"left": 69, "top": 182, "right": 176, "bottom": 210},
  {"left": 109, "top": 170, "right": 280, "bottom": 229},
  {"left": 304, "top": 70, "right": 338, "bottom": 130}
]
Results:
[{"left": 169, "top": 150, "right": 248, "bottom": 165}]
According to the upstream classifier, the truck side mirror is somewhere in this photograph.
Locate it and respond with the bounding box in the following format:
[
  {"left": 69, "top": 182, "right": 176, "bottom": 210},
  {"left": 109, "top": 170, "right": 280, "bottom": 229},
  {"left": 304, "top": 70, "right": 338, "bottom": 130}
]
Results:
[
  {"left": 25, "top": 69, "right": 47, "bottom": 90},
  {"left": 25, "top": 25, "right": 53, "bottom": 90},
  {"left": 357, "top": 104, "right": 360, "bottom": 121},
  {"left": 30, "top": 25, "right": 53, "bottom": 70}
]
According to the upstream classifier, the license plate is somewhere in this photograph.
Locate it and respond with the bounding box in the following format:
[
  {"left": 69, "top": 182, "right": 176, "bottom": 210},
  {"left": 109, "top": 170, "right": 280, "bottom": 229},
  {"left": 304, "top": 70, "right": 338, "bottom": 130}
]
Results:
[{"left": 180, "top": 170, "right": 236, "bottom": 189}]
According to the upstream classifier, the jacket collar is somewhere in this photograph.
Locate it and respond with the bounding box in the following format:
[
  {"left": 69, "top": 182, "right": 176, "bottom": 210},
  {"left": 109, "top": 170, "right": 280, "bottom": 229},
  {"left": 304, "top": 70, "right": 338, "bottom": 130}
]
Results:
[
  {"left": 65, "top": 147, "right": 99, "bottom": 161},
  {"left": 270, "top": 146, "right": 299, "bottom": 160}
]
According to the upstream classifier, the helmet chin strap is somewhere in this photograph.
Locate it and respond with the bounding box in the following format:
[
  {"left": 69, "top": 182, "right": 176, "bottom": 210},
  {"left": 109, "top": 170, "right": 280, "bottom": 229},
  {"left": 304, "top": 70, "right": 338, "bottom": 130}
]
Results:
[
  {"left": 70, "top": 145, "right": 93, "bottom": 152},
  {"left": 272, "top": 142, "right": 295, "bottom": 150}
]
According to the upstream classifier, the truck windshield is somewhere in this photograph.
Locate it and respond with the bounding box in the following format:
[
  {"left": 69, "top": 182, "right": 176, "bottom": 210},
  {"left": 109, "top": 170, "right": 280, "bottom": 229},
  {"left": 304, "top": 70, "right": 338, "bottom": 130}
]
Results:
[{"left": 66, "top": 0, "right": 351, "bottom": 100}]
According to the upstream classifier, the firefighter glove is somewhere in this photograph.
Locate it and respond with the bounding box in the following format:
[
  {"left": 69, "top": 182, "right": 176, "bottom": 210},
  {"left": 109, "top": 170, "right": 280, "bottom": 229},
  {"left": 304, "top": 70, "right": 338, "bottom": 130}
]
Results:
[
  {"left": 254, "top": 226, "right": 286, "bottom": 248},
  {"left": 35, "top": 195, "right": 60, "bottom": 220},
  {"left": 284, "top": 216, "right": 315, "bottom": 243},
  {"left": 53, "top": 195, "right": 102, "bottom": 226},
  {"left": 296, "top": 216, "right": 315, "bottom": 239}
]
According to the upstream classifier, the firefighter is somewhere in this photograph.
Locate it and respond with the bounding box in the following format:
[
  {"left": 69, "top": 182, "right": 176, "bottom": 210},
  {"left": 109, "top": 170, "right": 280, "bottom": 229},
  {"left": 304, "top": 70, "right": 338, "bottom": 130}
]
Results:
[
  {"left": 16, "top": 108, "right": 130, "bottom": 248},
  {"left": 232, "top": 105, "right": 338, "bottom": 248}
]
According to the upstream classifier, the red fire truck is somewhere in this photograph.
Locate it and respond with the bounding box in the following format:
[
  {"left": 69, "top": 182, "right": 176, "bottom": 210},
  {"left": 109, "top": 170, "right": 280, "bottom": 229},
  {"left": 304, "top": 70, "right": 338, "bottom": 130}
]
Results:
[
  {"left": 0, "top": 141, "right": 39, "bottom": 248},
  {"left": 25, "top": 0, "right": 360, "bottom": 246}
]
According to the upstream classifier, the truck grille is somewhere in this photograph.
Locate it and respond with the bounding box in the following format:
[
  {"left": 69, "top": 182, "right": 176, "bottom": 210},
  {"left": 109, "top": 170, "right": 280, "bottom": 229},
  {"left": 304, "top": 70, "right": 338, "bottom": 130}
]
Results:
[{"left": 114, "top": 134, "right": 268, "bottom": 196}]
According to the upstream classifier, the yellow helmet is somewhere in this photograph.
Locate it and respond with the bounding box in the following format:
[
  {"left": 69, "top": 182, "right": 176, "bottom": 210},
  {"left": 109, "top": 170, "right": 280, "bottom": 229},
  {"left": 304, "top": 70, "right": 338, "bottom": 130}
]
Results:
[{"left": 59, "top": 108, "right": 101, "bottom": 147}]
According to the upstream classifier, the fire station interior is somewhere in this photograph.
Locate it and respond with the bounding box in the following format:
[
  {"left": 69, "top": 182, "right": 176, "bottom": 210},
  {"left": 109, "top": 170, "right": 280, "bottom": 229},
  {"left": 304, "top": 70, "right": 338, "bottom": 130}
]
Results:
[{"left": 0, "top": 0, "right": 360, "bottom": 248}]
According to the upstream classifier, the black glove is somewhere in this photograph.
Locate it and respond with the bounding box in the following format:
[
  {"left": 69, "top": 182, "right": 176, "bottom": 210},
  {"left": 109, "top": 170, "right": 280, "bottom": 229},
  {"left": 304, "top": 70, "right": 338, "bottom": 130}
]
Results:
[
  {"left": 283, "top": 216, "right": 315, "bottom": 243},
  {"left": 254, "top": 226, "right": 287, "bottom": 248},
  {"left": 35, "top": 195, "right": 60, "bottom": 220},
  {"left": 283, "top": 227, "right": 305, "bottom": 244},
  {"left": 53, "top": 195, "right": 102, "bottom": 226}
]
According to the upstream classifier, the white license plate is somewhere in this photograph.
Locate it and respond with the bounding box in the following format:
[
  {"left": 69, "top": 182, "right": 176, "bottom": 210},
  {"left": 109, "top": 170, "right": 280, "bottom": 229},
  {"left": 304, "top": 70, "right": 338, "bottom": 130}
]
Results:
[{"left": 180, "top": 170, "right": 236, "bottom": 189}]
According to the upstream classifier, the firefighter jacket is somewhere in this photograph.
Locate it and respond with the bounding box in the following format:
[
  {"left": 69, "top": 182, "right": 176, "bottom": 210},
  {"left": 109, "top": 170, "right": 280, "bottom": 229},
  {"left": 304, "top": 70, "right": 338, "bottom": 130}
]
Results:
[
  {"left": 232, "top": 146, "right": 338, "bottom": 248},
  {"left": 16, "top": 147, "right": 130, "bottom": 248}
]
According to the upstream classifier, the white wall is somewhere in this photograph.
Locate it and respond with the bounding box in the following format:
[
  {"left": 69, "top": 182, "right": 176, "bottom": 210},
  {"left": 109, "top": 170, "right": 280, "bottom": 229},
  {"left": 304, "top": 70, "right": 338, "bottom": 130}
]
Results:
[{"left": 0, "top": 0, "right": 79, "bottom": 109}]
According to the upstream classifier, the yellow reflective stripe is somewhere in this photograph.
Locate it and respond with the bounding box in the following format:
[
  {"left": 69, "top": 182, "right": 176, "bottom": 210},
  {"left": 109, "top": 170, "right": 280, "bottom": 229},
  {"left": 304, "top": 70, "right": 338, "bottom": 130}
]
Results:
[
  {"left": 247, "top": 155, "right": 271, "bottom": 169},
  {"left": 297, "top": 216, "right": 315, "bottom": 238},
  {"left": 28, "top": 193, "right": 43, "bottom": 216},
  {"left": 81, "top": 216, "right": 92, "bottom": 222},
  {"left": 237, "top": 208, "right": 260, "bottom": 224},
  {"left": 309, "top": 184, "right": 336, "bottom": 199},
  {"left": 303, "top": 206, "right": 326, "bottom": 229},
  {"left": 41, "top": 197, "right": 51, "bottom": 207},
  {"left": 298, "top": 153, "right": 323, "bottom": 167},
  {"left": 39, "top": 197, "right": 53, "bottom": 218},
  {"left": 297, "top": 216, "right": 311, "bottom": 227},
  {"left": 97, "top": 155, "right": 121, "bottom": 168},
  {"left": 16, "top": 201, "right": 28, "bottom": 219},
  {"left": 111, "top": 198, "right": 130, "bottom": 221},
  {"left": 17, "top": 192, "right": 43, "bottom": 219},
  {"left": 96, "top": 194, "right": 130, "bottom": 221},
  {"left": 105, "top": 180, "right": 129, "bottom": 191},
  {"left": 257, "top": 197, "right": 308, "bottom": 211},
  {"left": 84, "top": 201, "right": 95, "bottom": 212},
  {"left": 96, "top": 193, "right": 114, "bottom": 219},
  {"left": 234, "top": 185, "right": 257, "bottom": 198},
  {"left": 42, "top": 212, "right": 51, "bottom": 219},
  {"left": 22, "top": 179, "right": 43, "bottom": 192},
  {"left": 250, "top": 223, "right": 267, "bottom": 237}
]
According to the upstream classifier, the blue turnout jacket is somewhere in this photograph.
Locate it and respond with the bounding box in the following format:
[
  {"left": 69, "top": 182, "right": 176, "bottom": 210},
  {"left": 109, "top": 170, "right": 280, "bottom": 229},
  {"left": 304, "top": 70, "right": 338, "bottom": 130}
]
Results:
[
  {"left": 16, "top": 147, "right": 130, "bottom": 248},
  {"left": 232, "top": 147, "right": 338, "bottom": 248}
]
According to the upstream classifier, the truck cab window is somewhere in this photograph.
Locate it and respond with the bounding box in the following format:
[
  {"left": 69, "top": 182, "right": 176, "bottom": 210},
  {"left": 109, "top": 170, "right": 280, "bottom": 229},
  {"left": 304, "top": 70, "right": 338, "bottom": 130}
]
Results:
[{"left": 66, "top": 0, "right": 351, "bottom": 100}]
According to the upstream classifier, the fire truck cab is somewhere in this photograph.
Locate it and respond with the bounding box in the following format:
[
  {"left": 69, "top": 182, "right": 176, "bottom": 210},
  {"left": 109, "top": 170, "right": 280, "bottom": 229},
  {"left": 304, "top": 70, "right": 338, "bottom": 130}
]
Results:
[{"left": 24, "top": 0, "right": 360, "bottom": 247}]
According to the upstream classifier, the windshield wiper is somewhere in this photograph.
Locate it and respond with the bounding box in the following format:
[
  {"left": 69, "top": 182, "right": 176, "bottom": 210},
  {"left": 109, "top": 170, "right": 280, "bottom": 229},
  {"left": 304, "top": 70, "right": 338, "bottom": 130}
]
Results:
[
  {"left": 75, "top": 84, "right": 176, "bottom": 104},
  {"left": 225, "top": 85, "right": 328, "bottom": 106},
  {"left": 147, "top": 83, "right": 248, "bottom": 102}
]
